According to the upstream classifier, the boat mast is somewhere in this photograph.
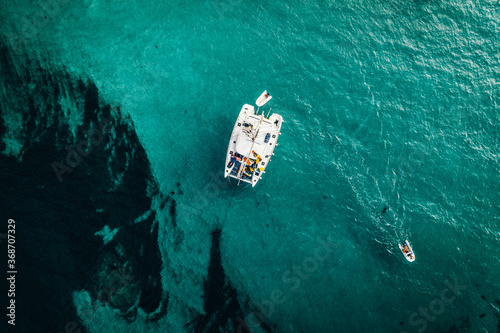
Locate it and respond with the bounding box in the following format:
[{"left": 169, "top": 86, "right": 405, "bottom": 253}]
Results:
[
  {"left": 235, "top": 91, "right": 272, "bottom": 183},
  {"left": 236, "top": 114, "right": 265, "bottom": 181}
]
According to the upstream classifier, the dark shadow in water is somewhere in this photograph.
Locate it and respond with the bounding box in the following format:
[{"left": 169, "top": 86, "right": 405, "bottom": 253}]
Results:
[
  {"left": 0, "top": 41, "right": 165, "bottom": 333},
  {"left": 188, "top": 229, "right": 273, "bottom": 333}
]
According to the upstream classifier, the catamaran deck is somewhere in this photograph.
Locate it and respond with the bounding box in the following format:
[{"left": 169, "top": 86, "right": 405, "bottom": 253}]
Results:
[{"left": 225, "top": 103, "right": 282, "bottom": 186}]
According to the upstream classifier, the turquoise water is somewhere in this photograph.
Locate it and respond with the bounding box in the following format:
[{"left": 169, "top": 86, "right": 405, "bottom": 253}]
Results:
[{"left": 1, "top": 0, "right": 499, "bottom": 332}]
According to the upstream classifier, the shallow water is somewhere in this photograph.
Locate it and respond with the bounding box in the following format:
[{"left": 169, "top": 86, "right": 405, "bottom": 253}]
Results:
[{"left": 1, "top": 0, "right": 499, "bottom": 332}]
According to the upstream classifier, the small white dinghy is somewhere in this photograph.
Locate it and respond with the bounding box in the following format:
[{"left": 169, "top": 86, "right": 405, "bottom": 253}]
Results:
[
  {"left": 399, "top": 240, "right": 415, "bottom": 262},
  {"left": 256, "top": 90, "right": 272, "bottom": 107}
]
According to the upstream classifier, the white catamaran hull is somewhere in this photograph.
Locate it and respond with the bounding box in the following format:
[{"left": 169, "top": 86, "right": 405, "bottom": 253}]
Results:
[{"left": 225, "top": 103, "right": 282, "bottom": 187}]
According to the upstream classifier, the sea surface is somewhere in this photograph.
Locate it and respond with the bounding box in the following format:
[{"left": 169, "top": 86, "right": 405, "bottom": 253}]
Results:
[{"left": 0, "top": 0, "right": 499, "bottom": 332}]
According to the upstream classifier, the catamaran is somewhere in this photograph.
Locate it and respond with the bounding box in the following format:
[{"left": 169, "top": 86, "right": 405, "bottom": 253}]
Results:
[{"left": 224, "top": 91, "right": 283, "bottom": 187}]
